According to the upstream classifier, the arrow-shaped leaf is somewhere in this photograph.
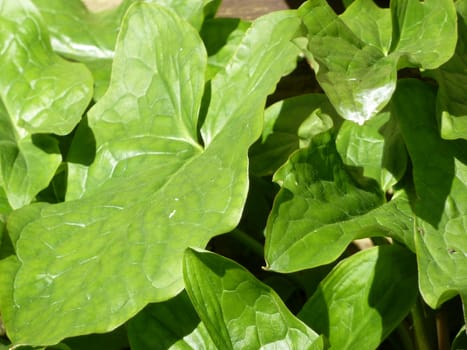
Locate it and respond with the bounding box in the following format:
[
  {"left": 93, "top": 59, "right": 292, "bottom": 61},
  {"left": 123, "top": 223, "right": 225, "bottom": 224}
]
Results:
[{"left": 4, "top": 4, "right": 301, "bottom": 345}]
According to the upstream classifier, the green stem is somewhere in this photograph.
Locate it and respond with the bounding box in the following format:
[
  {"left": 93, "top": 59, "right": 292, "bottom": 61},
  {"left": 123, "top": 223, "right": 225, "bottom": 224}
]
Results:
[
  {"left": 230, "top": 228, "right": 264, "bottom": 258},
  {"left": 396, "top": 321, "right": 415, "bottom": 350},
  {"left": 412, "top": 297, "right": 437, "bottom": 350}
]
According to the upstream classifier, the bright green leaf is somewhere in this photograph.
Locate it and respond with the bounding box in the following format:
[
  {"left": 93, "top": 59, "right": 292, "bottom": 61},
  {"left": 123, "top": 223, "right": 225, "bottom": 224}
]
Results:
[
  {"left": 34, "top": 0, "right": 220, "bottom": 61},
  {"left": 392, "top": 79, "right": 467, "bottom": 317},
  {"left": 249, "top": 94, "right": 337, "bottom": 176},
  {"left": 299, "top": 0, "right": 457, "bottom": 124},
  {"left": 201, "top": 18, "right": 251, "bottom": 80},
  {"left": 336, "top": 111, "right": 407, "bottom": 191},
  {"left": 5, "top": 6, "right": 302, "bottom": 345},
  {"left": 183, "top": 248, "right": 324, "bottom": 350},
  {"left": 33, "top": 0, "right": 221, "bottom": 99},
  {"left": 424, "top": 0, "right": 467, "bottom": 140},
  {"left": 0, "top": 256, "right": 20, "bottom": 343},
  {"left": 0, "top": 0, "right": 93, "bottom": 135},
  {"left": 340, "top": 0, "right": 392, "bottom": 53},
  {"left": 128, "top": 291, "right": 216, "bottom": 350},
  {"left": 390, "top": 0, "right": 457, "bottom": 69},
  {"left": 0, "top": 100, "right": 61, "bottom": 209},
  {"left": 298, "top": 245, "right": 418, "bottom": 350},
  {"left": 265, "top": 132, "right": 390, "bottom": 272},
  {"left": 299, "top": 0, "right": 398, "bottom": 124}
]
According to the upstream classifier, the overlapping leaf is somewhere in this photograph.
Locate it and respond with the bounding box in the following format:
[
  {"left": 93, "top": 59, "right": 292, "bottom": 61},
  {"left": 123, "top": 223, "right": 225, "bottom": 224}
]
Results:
[
  {"left": 336, "top": 111, "right": 407, "bottom": 191},
  {"left": 183, "top": 248, "right": 324, "bottom": 350},
  {"left": 0, "top": 0, "right": 92, "bottom": 208},
  {"left": 264, "top": 132, "right": 410, "bottom": 272},
  {"left": 33, "top": 0, "right": 221, "bottom": 99},
  {"left": 201, "top": 18, "right": 251, "bottom": 80},
  {"left": 424, "top": 0, "right": 467, "bottom": 140},
  {"left": 298, "top": 245, "right": 418, "bottom": 350},
  {"left": 128, "top": 291, "right": 216, "bottom": 350},
  {"left": 391, "top": 79, "right": 467, "bottom": 319},
  {"left": 249, "top": 93, "right": 338, "bottom": 176},
  {"left": 299, "top": 0, "right": 457, "bottom": 124},
  {"left": 4, "top": 4, "right": 302, "bottom": 345}
]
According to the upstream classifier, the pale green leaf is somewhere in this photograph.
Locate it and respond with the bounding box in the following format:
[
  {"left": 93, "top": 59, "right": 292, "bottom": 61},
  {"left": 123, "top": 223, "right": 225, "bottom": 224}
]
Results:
[
  {"left": 336, "top": 111, "right": 407, "bottom": 191},
  {"left": 341, "top": 0, "right": 392, "bottom": 53},
  {"left": 128, "top": 291, "right": 216, "bottom": 350},
  {"left": 0, "top": 0, "right": 93, "bottom": 135},
  {"left": 250, "top": 94, "right": 337, "bottom": 176},
  {"left": 5, "top": 6, "right": 302, "bottom": 345},
  {"left": 183, "top": 248, "right": 324, "bottom": 350},
  {"left": 424, "top": 0, "right": 467, "bottom": 140},
  {"left": 390, "top": 0, "right": 457, "bottom": 69},
  {"left": 298, "top": 245, "right": 418, "bottom": 350},
  {"left": 299, "top": 0, "right": 457, "bottom": 124},
  {"left": 392, "top": 79, "right": 467, "bottom": 317},
  {"left": 265, "top": 132, "right": 391, "bottom": 272}
]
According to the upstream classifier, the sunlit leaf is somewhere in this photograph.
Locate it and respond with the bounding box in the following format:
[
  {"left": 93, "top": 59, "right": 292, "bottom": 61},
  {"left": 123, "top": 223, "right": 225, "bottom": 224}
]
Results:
[
  {"left": 183, "top": 248, "right": 324, "bottom": 350},
  {"left": 4, "top": 6, "right": 302, "bottom": 345}
]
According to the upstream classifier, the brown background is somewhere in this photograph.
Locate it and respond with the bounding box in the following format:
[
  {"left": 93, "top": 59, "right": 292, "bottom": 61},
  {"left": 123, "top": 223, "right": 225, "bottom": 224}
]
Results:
[{"left": 81, "top": 0, "right": 305, "bottom": 18}]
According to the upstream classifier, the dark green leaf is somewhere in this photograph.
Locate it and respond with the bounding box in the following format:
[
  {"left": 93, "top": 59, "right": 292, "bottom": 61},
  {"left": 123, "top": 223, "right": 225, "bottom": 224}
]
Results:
[
  {"left": 299, "top": 245, "right": 418, "bottom": 350},
  {"left": 250, "top": 94, "right": 337, "bottom": 176},
  {"left": 392, "top": 79, "right": 467, "bottom": 317},
  {"left": 128, "top": 291, "right": 216, "bottom": 350}
]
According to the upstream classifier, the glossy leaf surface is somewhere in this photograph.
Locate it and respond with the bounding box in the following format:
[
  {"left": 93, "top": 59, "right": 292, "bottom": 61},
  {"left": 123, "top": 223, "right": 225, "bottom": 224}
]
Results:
[
  {"left": 183, "top": 248, "right": 324, "bottom": 350},
  {"left": 299, "top": 245, "right": 418, "bottom": 350},
  {"left": 265, "top": 132, "right": 395, "bottom": 272},
  {"left": 336, "top": 111, "right": 407, "bottom": 191},
  {"left": 0, "top": 0, "right": 92, "bottom": 208},
  {"left": 0, "top": 0, "right": 93, "bottom": 135},
  {"left": 4, "top": 5, "right": 302, "bottom": 345},
  {"left": 299, "top": 0, "right": 457, "bottom": 124}
]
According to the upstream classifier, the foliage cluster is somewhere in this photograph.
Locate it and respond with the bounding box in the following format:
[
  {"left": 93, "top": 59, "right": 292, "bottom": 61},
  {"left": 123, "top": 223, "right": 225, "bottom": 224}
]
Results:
[{"left": 0, "top": 0, "right": 466, "bottom": 349}]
